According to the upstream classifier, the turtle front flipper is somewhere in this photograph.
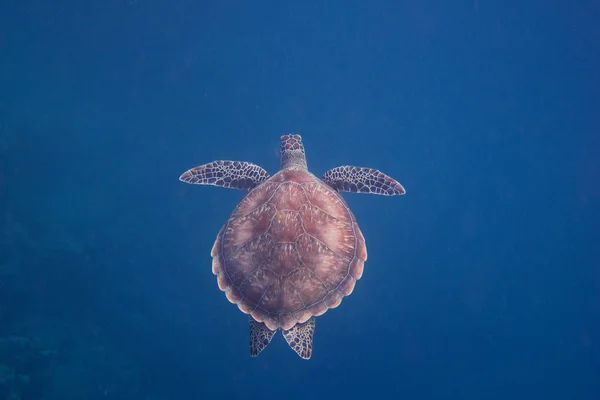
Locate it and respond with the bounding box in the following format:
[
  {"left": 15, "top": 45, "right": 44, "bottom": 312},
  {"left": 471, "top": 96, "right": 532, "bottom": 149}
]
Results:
[
  {"left": 179, "top": 160, "right": 270, "bottom": 190},
  {"left": 322, "top": 166, "right": 406, "bottom": 195},
  {"left": 250, "top": 318, "right": 276, "bottom": 357},
  {"left": 282, "top": 317, "right": 315, "bottom": 360}
]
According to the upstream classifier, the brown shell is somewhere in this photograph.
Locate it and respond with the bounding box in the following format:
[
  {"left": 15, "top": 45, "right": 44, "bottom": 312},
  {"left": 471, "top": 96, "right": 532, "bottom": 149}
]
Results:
[{"left": 211, "top": 169, "right": 368, "bottom": 331}]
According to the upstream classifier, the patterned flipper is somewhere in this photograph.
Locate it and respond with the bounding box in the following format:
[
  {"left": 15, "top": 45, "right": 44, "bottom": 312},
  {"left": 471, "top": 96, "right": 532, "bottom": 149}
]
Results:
[
  {"left": 282, "top": 317, "right": 315, "bottom": 360},
  {"left": 250, "top": 318, "right": 276, "bottom": 357},
  {"left": 322, "top": 166, "right": 405, "bottom": 195},
  {"left": 179, "top": 160, "right": 270, "bottom": 190}
]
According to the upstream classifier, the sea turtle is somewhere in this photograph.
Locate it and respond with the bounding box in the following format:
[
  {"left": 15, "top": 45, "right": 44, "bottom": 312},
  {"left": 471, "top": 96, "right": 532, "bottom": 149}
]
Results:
[{"left": 179, "top": 134, "right": 405, "bottom": 359}]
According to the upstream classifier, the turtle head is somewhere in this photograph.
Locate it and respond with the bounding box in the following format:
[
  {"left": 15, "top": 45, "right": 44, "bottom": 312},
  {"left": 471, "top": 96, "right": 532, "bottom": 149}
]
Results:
[{"left": 280, "top": 134, "right": 307, "bottom": 170}]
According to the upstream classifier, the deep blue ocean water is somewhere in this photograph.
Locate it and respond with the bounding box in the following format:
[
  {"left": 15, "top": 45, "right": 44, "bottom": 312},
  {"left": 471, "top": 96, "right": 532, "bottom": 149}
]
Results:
[{"left": 0, "top": 1, "right": 598, "bottom": 399}]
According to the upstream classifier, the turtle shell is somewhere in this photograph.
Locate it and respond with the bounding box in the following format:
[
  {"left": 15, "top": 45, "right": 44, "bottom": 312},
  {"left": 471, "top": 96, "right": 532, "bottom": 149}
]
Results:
[{"left": 211, "top": 169, "right": 368, "bottom": 331}]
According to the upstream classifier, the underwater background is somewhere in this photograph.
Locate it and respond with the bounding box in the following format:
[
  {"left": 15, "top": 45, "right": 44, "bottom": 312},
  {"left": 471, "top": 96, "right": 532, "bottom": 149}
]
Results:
[{"left": 1, "top": 1, "right": 598, "bottom": 399}]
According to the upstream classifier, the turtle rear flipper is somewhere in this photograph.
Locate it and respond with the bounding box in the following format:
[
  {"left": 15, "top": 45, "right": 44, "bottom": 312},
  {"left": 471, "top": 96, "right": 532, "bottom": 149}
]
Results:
[
  {"left": 282, "top": 317, "right": 315, "bottom": 360},
  {"left": 180, "top": 160, "right": 270, "bottom": 190},
  {"left": 250, "top": 318, "right": 276, "bottom": 357},
  {"left": 322, "top": 166, "right": 405, "bottom": 195}
]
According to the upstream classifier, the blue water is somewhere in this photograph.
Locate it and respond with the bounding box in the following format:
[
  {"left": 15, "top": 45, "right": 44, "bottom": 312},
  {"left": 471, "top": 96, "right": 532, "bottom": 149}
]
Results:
[{"left": 1, "top": 1, "right": 598, "bottom": 399}]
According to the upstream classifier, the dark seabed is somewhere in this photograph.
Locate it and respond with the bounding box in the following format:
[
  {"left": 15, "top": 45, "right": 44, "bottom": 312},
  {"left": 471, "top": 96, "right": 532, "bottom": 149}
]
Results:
[{"left": 0, "top": 1, "right": 598, "bottom": 399}]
